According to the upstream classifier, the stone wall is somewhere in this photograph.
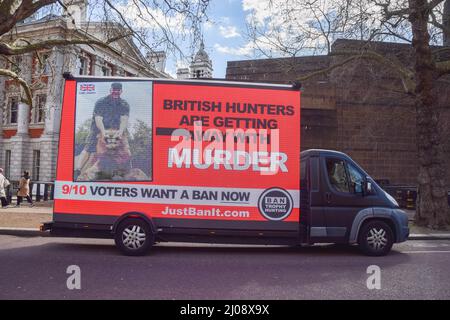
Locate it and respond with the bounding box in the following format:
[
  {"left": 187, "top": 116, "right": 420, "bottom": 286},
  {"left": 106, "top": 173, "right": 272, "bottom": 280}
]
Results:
[{"left": 226, "top": 40, "right": 450, "bottom": 187}]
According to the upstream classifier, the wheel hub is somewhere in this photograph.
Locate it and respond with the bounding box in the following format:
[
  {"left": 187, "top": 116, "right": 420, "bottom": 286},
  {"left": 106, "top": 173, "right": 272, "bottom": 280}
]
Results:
[
  {"left": 122, "top": 225, "right": 146, "bottom": 249},
  {"left": 367, "top": 228, "right": 388, "bottom": 251}
]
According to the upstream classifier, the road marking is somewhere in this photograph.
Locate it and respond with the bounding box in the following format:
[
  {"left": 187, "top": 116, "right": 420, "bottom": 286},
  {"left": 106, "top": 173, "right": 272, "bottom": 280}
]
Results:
[
  {"left": 410, "top": 243, "right": 450, "bottom": 248},
  {"left": 402, "top": 250, "right": 450, "bottom": 254},
  {"left": 410, "top": 234, "right": 450, "bottom": 237}
]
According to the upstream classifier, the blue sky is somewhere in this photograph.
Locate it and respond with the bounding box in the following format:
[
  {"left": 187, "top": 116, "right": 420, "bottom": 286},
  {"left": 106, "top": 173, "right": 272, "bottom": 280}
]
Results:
[
  {"left": 165, "top": 0, "right": 252, "bottom": 79},
  {"left": 38, "top": 0, "right": 258, "bottom": 79},
  {"left": 202, "top": 0, "right": 249, "bottom": 78}
]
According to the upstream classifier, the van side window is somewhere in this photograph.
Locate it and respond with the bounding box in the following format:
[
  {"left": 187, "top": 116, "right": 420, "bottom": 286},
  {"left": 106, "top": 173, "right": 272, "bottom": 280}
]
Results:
[
  {"left": 347, "top": 163, "right": 364, "bottom": 193},
  {"left": 326, "top": 158, "right": 350, "bottom": 193}
]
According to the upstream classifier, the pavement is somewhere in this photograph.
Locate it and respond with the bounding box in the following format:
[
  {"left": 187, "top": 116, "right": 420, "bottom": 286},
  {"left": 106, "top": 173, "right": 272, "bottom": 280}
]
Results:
[
  {"left": 0, "top": 201, "right": 52, "bottom": 236},
  {"left": 0, "top": 235, "right": 450, "bottom": 299}
]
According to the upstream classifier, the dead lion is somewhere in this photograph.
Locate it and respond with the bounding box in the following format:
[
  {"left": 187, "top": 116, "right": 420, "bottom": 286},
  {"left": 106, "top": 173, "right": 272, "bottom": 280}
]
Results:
[{"left": 77, "top": 129, "right": 148, "bottom": 181}]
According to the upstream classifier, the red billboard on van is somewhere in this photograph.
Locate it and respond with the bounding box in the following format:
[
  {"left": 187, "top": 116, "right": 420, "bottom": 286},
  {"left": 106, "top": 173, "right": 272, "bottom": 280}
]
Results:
[{"left": 51, "top": 76, "right": 301, "bottom": 254}]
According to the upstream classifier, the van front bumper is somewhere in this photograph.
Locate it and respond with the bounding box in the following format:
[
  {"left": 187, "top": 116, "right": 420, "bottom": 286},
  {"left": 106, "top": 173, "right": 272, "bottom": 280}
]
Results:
[{"left": 394, "top": 209, "right": 410, "bottom": 242}]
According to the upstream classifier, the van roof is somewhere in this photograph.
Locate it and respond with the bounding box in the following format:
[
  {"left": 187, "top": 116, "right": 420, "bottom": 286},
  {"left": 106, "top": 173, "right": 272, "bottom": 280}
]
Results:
[
  {"left": 63, "top": 73, "right": 301, "bottom": 91},
  {"left": 300, "top": 149, "right": 349, "bottom": 158}
]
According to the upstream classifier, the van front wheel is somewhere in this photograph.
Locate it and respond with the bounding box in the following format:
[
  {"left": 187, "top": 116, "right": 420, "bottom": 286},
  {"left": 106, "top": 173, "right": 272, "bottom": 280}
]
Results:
[
  {"left": 358, "top": 220, "right": 394, "bottom": 256},
  {"left": 114, "top": 218, "right": 154, "bottom": 256}
]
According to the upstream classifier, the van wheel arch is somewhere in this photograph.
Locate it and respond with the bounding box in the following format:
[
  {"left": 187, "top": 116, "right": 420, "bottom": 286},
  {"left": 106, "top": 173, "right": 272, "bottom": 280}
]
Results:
[
  {"left": 113, "top": 213, "right": 156, "bottom": 256},
  {"left": 357, "top": 219, "right": 395, "bottom": 256},
  {"left": 357, "top": 217, "right": 397, "bottom": 242},
  {"left": 112, "top": 212, "right": 156, "bottom": 235}
]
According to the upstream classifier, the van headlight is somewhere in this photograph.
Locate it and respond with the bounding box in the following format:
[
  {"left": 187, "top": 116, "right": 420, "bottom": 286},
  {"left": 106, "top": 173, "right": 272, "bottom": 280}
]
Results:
[{"left": 384, "top": 190, "right": 399, "bottom": 207}]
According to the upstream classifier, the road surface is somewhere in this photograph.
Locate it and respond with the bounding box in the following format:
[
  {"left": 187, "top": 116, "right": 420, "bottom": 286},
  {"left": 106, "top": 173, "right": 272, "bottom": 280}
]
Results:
[{"left": 0, "top": 235, "right": 449, "bottom": 299}]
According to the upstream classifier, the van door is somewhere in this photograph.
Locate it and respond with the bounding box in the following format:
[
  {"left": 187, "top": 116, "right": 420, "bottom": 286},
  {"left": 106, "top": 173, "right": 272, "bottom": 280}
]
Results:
[
  {"left": 303, "top": 156, "right": 327, "bottom": 243},
  {"left": 321, "top": 157, "right": 375, "bottom": 242}
]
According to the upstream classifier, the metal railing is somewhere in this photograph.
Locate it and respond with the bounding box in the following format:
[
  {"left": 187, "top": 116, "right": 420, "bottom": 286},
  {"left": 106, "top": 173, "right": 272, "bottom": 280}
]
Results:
[
  {"left": 377, "top": 181, "right": 450, "bottom": 210},
  {"left": 5, "top": 181, "right": 54, "bottom": 203}
]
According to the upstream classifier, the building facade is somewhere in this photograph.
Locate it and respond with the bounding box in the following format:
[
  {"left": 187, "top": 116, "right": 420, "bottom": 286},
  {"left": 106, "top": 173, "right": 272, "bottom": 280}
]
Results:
[
  {"left": 226, "top": 39, "right": 450, "bottom": 187},
  {"left": 0, "top": 2, "right": 169, "bottom": 182},
  {"left": 176, "top": 41, "right": 213, "bottom": 79}
]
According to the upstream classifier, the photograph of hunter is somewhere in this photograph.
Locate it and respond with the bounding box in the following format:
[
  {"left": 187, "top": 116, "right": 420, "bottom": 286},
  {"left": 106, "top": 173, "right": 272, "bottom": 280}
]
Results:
[{"left": 74, "top": 82, "right": 148, "bottom": 181}]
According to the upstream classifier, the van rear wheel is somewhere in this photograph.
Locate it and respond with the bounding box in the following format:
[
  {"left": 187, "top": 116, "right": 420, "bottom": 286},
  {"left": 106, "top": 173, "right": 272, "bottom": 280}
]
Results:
[
  {"left": 114, "top": 218, "right": 154, "bottom": 256},
  {"left": 358, "top": 220, "right": 394, "bottom": 256}
]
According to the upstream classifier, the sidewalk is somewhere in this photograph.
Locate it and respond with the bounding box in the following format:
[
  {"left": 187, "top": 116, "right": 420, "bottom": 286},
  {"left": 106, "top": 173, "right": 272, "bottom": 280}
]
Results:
[
  {"left": 0, "top": 202, "right": 52, "bottom": 236},
  {"left": 0, "top": 205, "right": 449, "bottom": 240},
  {"left": 403, "top": 209, "right": 450, "bottom": 239},
  {"left": 408, "top": 224, "right": 450, "bottom": 240}
]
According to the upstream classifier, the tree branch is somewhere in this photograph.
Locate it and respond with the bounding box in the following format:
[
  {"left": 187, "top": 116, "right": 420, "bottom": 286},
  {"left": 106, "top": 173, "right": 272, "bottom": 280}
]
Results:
[
  {"left": 436, "top": 60, "right": 450, "bottom": 76},
  {"left": 375, "top": 0, "right": 410, "bottom": 20},
  {"left": 428, "top": 0, "right": 445, "bottom": 10},
  {"left": 0, "top": 32, "right": 133, "bottom": 56},
  {"left": 297, "top": 49, "right": 416, "bottom": 94},
  {"left": 296, "top": 55, "right": 360, "bottom": 81},
  {"left": 0, "top": 0, "right": 58, "bottom": 36},
  {"left": 429, "top": 10, "right": 450, "bottom": 36}
]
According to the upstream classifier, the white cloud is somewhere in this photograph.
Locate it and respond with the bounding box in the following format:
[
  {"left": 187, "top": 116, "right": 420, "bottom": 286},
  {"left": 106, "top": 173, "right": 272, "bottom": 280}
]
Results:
[
  {"left": 214, "top": 43, "right": 253, "bottom": 56},
  {"left": 242, "top": 0, "right": 274, "bottom": 25},
  {"left": 220, "top": 17, "right": 231, "bottom": 24},
  {"left": 117, "top": 2, "right": 187, "bottom": 33},
  {"left": 219, "top": 25, "right": 241, "bottom": 38},
  {"left": 242, "top": 0, "right": 388, "bottom": 57},
  {"left": 203, "top": 20, "right": 214, "bottom": 30}
]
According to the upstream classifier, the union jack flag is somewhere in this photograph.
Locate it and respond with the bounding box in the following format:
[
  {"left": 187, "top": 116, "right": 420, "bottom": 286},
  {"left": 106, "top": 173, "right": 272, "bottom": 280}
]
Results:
[{"left": 80, "top": 84, "right": 95, "bottom": 91}]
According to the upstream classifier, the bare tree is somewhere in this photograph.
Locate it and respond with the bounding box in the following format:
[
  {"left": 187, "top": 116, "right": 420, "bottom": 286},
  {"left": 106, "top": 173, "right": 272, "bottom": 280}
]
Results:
[
  {"left": 0, "top": 0, "right": 210, "bottom": 105},
  {"left": 246, "top": 0, "right": 450, "bottom": 228},
  {"left": 444, "top": 0, "right": 450, "bottom": 44}
]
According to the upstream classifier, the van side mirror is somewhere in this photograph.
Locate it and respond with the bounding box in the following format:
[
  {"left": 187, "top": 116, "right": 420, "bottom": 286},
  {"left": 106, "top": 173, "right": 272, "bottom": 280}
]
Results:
[{"left": 362, "top": 179, "right": 372, "bottom": 196}]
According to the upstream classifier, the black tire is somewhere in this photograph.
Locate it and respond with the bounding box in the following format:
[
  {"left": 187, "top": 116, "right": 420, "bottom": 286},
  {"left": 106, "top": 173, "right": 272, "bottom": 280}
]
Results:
[
  {"left": 358, "top": 220, "right": 394, "bottom": 256},
  {"left": 114, "top": 218, "right": 154, "bottom": 256}
]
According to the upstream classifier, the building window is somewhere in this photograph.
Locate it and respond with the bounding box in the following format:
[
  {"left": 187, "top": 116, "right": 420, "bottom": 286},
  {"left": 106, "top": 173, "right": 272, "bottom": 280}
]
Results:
[
  {"left": 78, "top": 56, "right": 87, "bottom": 75},
  {"left": 115, "top": 68, "right": 124, "bottom": 76},
  {"left": 10, "top": 55, "right": 22, "bottom": 74},
  {"left": 77, "top": 54, "right": 91, "bottom": 75},
  {"left": 34, "top": 94, "right": 46, "bottom": 123},
  {"left": 32, "top": 150, "right": 41, "bottom": 181},
  {"left": 8, "top": 97, "right": 19, "bottom": 124},
  {"left": 102, "top": 65, "right": 111, "bottom": 76},
  {"left": 41, "top": 53, "right": 50, "bottom": 75},
  {"left": 4, "top": 150, "right": 11, "bottom": 178}
]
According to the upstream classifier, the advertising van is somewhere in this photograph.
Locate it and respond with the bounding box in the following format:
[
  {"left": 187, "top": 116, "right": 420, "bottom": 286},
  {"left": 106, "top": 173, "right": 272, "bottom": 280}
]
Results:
[{"left": 43, "top": 74, "right": 409, "bottom": 256}]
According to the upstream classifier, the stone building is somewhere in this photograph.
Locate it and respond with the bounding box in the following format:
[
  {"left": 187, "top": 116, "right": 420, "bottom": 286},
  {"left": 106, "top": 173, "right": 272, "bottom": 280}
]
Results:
[
  {"left": 0, "top": 0, "right": 169, "bottom": 182},
  {"left": 177, "top": 41, "right": 213, "bottom": 79},
  {"left": 226, "top": 39, "right": 450, "bottom": 187}
]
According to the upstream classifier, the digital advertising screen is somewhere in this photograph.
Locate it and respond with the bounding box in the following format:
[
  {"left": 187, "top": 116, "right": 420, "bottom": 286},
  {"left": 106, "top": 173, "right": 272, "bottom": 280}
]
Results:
[{"left": 73, "top": 81, "right": 153, "bottom": 182}]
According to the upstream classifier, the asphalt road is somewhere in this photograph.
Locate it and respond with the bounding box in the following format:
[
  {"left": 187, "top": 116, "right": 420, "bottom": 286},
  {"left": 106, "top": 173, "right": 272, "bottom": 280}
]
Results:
[{"left": 0, "top": 235, "right": 449, "bottom": 300}]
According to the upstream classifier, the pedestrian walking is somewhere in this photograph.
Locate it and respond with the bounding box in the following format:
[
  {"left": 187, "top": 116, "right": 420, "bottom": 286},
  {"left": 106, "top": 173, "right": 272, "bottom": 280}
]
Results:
[
  {"left": 0, "top": 168, "right": 10, "bottom": 208},
  {"left": 16, "top": 171, "right": 33, "bottom": 207}
]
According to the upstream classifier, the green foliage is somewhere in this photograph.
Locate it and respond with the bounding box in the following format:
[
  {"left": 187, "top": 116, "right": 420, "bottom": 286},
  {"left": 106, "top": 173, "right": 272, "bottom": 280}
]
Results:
[
  {"left": 75, "top": 118, "right": 92, "bottom": 144},
  {"left": 74, "top": 118, "right": 92, "bottom": 155},
  {"left": 128, "top": 119, "right": 152, "bottom": 176}
]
